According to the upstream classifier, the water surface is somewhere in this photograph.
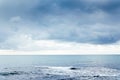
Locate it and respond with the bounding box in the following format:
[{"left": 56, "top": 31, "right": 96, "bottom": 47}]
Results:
[{"left": 0, "top": 55, "right": 120, "bottom": 69}]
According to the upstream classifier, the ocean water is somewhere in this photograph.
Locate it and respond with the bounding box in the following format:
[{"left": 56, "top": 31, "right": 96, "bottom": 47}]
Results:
[{"left": 0, "top": 55, "right": 120, "bottom": 80}]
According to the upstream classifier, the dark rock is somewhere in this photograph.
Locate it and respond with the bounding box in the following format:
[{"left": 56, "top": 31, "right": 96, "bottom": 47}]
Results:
[
  {"left": 93, "top": 75, "right": 100, "bottom": 77},
  {"left": 70, "top": 67, "right": 78, "bottom": 70}
]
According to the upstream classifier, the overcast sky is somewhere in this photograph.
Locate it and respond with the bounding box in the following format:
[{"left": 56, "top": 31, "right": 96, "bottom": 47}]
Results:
[{"left": 0, "top": 0, "right": 120, "bottom": 54}]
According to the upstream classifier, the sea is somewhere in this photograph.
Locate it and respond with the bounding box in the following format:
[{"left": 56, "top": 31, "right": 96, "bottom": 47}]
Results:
[{"left": 0, "top": 55, "right": 120, "bottom": 80}]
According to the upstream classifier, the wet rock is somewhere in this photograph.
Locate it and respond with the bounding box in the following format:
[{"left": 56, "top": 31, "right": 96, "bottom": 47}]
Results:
[
  {"left": 70, "top": 67, "right": 78, "bottom": 70},
  {"left": 93, "top": 75, "right": 100, "bottom": 77}
]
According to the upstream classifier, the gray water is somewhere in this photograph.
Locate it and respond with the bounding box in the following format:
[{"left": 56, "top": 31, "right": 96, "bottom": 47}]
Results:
[
  {"left": 0, "top": 55, "right": 120, "bottom": 80},
  {"left": 0, "top": 55, "right": 120, "bottom": 69}
]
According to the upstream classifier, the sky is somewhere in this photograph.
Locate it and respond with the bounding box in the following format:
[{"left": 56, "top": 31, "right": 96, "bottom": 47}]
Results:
[{"left": 0, "top": 0, "right": 120, "bottom": 54}]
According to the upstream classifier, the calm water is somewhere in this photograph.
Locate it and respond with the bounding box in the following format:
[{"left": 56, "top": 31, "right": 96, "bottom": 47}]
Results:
[{"left": 0, "top": 55, "right": 120, "bottom": 69}]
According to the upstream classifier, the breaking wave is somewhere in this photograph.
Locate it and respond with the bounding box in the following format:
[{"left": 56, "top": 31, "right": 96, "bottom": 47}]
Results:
[{"left": 0, "top": 66, "right": 120, "bottom": 80}]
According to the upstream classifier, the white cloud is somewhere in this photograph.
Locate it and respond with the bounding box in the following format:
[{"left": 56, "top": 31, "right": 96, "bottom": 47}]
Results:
[{"left": 0, "top": 33, "right": 120, "bottom": 55}]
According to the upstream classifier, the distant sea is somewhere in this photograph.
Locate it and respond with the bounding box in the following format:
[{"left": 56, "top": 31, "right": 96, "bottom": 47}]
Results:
[{"left": 0, "top": 55, "right": 120, "bottom": 69}]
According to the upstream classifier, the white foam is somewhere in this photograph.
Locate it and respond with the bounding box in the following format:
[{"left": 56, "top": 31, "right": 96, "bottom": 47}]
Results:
[{"left": 0, "top": 66, "right": 120, "bottom": 80}]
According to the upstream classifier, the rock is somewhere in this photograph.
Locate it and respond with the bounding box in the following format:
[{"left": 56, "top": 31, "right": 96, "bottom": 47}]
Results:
[{"left": 70, "top": 67, "right": 78, "bottom": 70}]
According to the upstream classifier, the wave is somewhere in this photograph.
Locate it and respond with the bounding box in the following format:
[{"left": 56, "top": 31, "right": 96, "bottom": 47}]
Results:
[
  {"left": 0, "top": 66, "right": 120, "bottom": 80},
  {"left": 0, "top": 71, "right": 26, "bottom": 76}
]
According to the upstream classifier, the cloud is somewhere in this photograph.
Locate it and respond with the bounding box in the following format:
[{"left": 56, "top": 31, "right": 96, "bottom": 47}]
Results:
[
  {"left": 10, "top": 16, "right": 22, "bottom": 23},
  {"left": 0, "top": 0, "right": 120, "bottom": 50},
  {"left": 0, "top": 39, "right": 120, "bottom": 55}
]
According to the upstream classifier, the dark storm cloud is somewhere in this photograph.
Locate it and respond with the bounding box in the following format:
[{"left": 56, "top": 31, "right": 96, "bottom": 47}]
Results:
[{"left": 0, "top": 0, "right": 120, "bottom": 49}]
